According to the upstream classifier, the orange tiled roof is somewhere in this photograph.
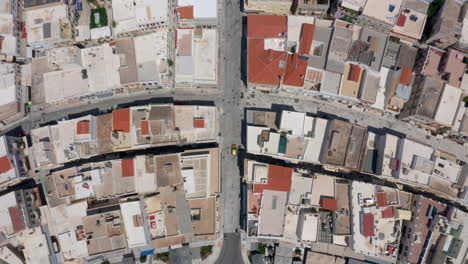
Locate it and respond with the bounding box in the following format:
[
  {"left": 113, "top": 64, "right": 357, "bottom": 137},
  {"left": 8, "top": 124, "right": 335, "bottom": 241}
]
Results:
[
  {"left": 122, "top": 159, "right": 134, "bottom": 177},
  {"left": 193, "top": 118, "right": 205, "bottom": 128},
  {"left": 362, "top": 213, "right": 375, "bottom": 237},
  {"left": 400, "top": 67, "right": 413, "bottom": 85},
  {"left": 396, "top": 15, "right": 406, "bottom": 27},
  {"left": 299, "top": 23, "right": 315, "bottom": 55},
  {"left": 247, "top": 15, "right": 287, "bottom": 38},
  {"left": 248, "top": 39, "right": 287, "bottom": 85},
  {"left": 321, "top": 197, "right": 338, "bottom": 211},
  {"left": 141, "top": 120, "right": 149, "bottom": 135},
  {"left": 381, "top": 206, "right": 395, "bottom": 218},
  {"left": 376, "top": 192, "right": 388, "bottom": 207},
  {"left": 253, "top": 164, "right": 292, "bottom": 193},
  {"left": 283, "top": 53, "right": 308, "bottom": 87},
  {"left": 177, "top": 6, "right": 194, "bottom": 19},
  {"left": 8, "top": 206, "right": 23, "bottom": 233},
  {"left": 348, "top": 64, "right": 361, "bottom": 82},
  {"left": 0, "top": 156, "right": 12, "bottom": 174},
  {"left": 112, "top": 109, "right": 131, "bottom": 133},
  {"left": 76, "top": 120, "right": 90, "bottom": 134}
]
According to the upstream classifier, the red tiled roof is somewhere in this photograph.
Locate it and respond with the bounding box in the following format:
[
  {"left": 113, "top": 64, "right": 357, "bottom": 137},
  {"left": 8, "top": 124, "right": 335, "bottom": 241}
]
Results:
[
  {"left": 321, "top": 198, "right": 338, "bottom": 211},
  {"left": 193, "top": 118, "right": 205, "bottom": 128},
  {"left": 400, "top": 67, "right": 413, "bottom": 85},
  {"left": 122, "top": 159, "right": 134, "bottom": 177},
  {"left": 253, "top": 164, "right": 292, "bottom": 193},
  {"left": 141, "top": 120, "right": 149, "bottom": 135},
  {"left": 299, "top": 24, "right": 315, "bottom": 55},
  {"left": 283, "top": 53, "right": 308, "bottom": 87},
  {"left": 362, "top": 213, "right": 375, "bottom": 237},
  {"left": 348, "top": 64, "right": 361, "bottom": 82},
  {"left": 381, "top": 206, "right": 395, "bottom": 218},
  {"left": 248, "top": 15, "right": 287, "bottom": 38},
  {"left": 76, "top": 120, "right": 90, "bottom": 134},
  {"left": 396, "top": 15, "right": 407, "bottom": 27},
  {"left": 112, "top": 109, "right": 131, "bottom": 133},
  {"left": 8, "top": 206, "right": 23, "bottom": 233},
  {"left": 248, "top": 39, "right": 287, "bottom": 85},
  {"left": 376, "top": 192, "right": 388, "bottom": 207},
  {"left": 0, "top": 156, "right": 12, "bottom": 174},
  {"left": 177, "top": 6, "right": 194, "bottom": 19}
]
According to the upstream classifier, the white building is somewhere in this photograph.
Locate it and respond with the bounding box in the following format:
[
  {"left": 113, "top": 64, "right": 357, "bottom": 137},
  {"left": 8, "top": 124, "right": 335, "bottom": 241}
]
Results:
[
  {"left": 120, "top": 201, "right": 148, "bottom": 248},
  {"left": 394, "top": 138, "right": 434, "bottom": 185},
  {"left": 112, "top": 0, "right": 169, "bottom": 34}
]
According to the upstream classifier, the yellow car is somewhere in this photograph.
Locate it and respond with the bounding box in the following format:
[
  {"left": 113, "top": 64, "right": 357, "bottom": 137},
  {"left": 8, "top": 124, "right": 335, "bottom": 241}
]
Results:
[{"left": 231, "top": 144, "right": 238, "bottom": 156}]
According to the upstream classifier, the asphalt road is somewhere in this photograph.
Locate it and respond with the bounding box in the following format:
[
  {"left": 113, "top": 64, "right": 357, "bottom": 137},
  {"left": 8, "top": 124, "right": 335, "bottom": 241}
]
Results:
[
  {"left": 215, "top": 233, "right": 243, "bottom": 264},
  {"left": 216, "top": 0, "right": 243, "bottom": 235},
  {"left": 213, "top": 0, "right": 245, "bottom": 260}
]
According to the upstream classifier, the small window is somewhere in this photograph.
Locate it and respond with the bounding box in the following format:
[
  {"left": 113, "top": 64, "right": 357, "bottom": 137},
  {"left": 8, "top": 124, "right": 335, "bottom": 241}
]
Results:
[
  {"left": 271, "top": 196, "right": 278, "bottom": 210},
  {"left": 190, "top": 208, "right": 201, "bottom": 221},
  {"left": 438, "top": 163, "right": 445, "bottom": 168},
  {"left": 311, "top": 41, "right": 324, "bottom": 56},
  {"left": 389, "top": 5, "right": 395, "bottom": 12}
]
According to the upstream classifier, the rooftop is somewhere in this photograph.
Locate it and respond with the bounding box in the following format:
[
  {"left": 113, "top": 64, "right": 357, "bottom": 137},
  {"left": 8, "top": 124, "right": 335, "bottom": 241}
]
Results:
[
  {"left": 423, "top": 47, "right": 444, "bottom": 77},
  {"left": 83, "top": 210, "right": 126, "bottom": 256},
  {"left": 378, "top": 134, "right": 400, "bottom": 178},
  {"left": 0, "top": 64, "right": 16, "bottom": 107},
  {"left": 133, "top": 32, "right": 168, "bottom": 83},
  {"left": 395, "top": 138, "right": 434, "bottom": 185},
  {"left": 412, "top": 76, "right": 445, "bottom": 120},
  {"left": 0, "top": 136, "right": 16, "bottom": 186},
  {"left": 29, "top": 104, "right": 217, "bottom": 169},
  {"left": 392, "top": 9, "right": 427, "bottom": 40},
  {"left": 441, "top": 49, "right": 466, "bottom": 88},
  {"left": 120, "top": 201, "right": 147, "bottom": 248},
  {"left": 359, "top": 71, "right": 380, "bottom": 103},
  {"left": 340, "top": 63, "right": 364, "bottom": 98},
  {"left": 258, "top": 190, "right": 287, "bottom": 237},
  {"left": 248, "top": 15, "right": 287, "bottom": 38},
  {"left": 359, "top": 28, "right": 388, "bottom": 71},
  {"left": 433, "top": 84, "right": 462, "bottom": 126},
  {"left": 0, "top": 192, "right": 24, "bottom": 237},
  {"left": 320, "top": 71, "right": 342, "bottom": 94},
  {"left": 188, "top": 197, "right": 216, "bottom": 235},
  {"left": 178, "top": 0, "right": 217, "bottom": 19},
  {"left": 253, "top": 164, "right": 292, "bottom": 193},
  {"left": 351, "top": 181, "right": 401, "bottom": 258},
  {"left": 111, "top": 0, "right": 168, "bottom": 34},
  {"left": 400, "top": 196, "right": 446, "bottom": 264},
  {"left": 335, "top": 181, "right": 351, "bottom": 235},
  {"left": 311, "top": 174, "right": 335, "bottom": 206},
  {"left": 23, "top": 3, "right": 70, "bottom": 46},
  {"left": 283, "top": 53, "right": 308, "bottom": 87},
  {"left": 326, "top": 21, "right": 356, "bottom": 73},
  {"left": 362, "top": 0, "right": 403, "bottom": 25},
  {"left": 307, "top": 25, "right": 333, "bottom": 69},
  {"left": 289, "top": 175, "right": 313, "bottom": 206},
  {"left": 248, "top": 38, "right": 287, "bottom": 86},
  {"left": 323, "top": 119, "right": 366, "bottom": 169}
]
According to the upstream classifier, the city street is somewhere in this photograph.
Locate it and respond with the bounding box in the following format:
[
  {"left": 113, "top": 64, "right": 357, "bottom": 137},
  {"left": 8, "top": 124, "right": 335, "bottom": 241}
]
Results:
[{"left": 2, "top": 0, "right": 468, "bottom": 263}]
